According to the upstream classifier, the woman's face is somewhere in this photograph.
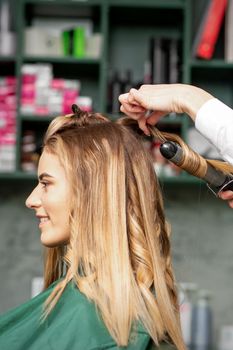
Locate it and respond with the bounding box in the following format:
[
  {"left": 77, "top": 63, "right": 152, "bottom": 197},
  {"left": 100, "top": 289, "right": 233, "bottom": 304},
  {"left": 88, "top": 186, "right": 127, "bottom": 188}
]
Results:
[{"left": 26, "top": 150, "right": 71, "bottom": 247}]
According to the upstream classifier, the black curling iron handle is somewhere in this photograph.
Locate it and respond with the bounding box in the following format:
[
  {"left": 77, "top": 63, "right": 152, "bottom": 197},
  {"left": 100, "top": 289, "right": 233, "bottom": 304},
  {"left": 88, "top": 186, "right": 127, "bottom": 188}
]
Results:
[
  {"left": 160, "top": 141, "right": 233, "bottom": 192},
  {"left": 217, "top": 178, "right": 233, "bottom": 192}
]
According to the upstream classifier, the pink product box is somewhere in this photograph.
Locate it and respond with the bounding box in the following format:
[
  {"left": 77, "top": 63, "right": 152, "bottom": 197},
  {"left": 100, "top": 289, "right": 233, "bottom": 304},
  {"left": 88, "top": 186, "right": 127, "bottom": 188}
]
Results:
[
  {"left": 0, "top": 76, "right": 17, "bottom": 87},
  {"left": 21, "top": 99, "right": 35, "bottom": 108},
  {"left": 0, "top": 133, "right": 16, "bottom": 145},
  {"left": 20, "top": 104, "right": 36, "bottom": 115},
  {"left": 6, "top": 76, "right": 17, "bottom": 86},
  {"left": 0, "top": 85, "right": 16, "bottom": 97},
  {"left": 0, "top": 110, "right": 16, "bottom": 120},
  {"left": 51, "top": 79, "right": 65, "bottom": 90},
  {"left": 0, "top": 97, "right": 17, "bottom": 110},
  {"left": 62, "top": 89, "right": 79, "bottom": 114},
  {"left": 5, "top": 120, "right": 16, "bottom": 130},
  {"left": 4, "top": 95, "right": 17, "bottom": 108},
  {"left": 0, "top": 103, "right": 16, "bottom": 114},
  {"left": 35, "top": 106, "right": 49, "bottom": 115},
  {"left": 0, "top": 118, "right": 16, "bottom": 130},
  {"left": 0, "top": 123, "right": 16, "bottom": 134},
  {"left": 22, "top": 74, "right": 36, "bottom": 85},
  {"left": 21, "top": 84, "right": 36, "bottom": 99},
  {"left": 63, "top": 105, "right": 72, "bottom": 114},
  {"left": 64, "top": 89, "right": 78, "bottom": 99},
  {"left": 50, "top": 79, "right": 81, "bottom": 92},
  {"left": 21, "top": 84, "right": 35, "bottom": 107}
]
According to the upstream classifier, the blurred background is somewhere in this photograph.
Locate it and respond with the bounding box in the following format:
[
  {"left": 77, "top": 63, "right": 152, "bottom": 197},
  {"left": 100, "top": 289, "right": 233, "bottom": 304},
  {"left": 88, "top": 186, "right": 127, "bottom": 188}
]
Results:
[{"left": 0, "top": 0, "right": 233, "bottom": 349}]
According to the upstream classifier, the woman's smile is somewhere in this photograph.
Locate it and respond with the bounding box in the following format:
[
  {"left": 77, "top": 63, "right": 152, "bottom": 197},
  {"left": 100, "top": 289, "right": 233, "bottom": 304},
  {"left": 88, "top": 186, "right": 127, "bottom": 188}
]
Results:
[{"left": 37, "top": 216, "right": 50, "bottom": 228}]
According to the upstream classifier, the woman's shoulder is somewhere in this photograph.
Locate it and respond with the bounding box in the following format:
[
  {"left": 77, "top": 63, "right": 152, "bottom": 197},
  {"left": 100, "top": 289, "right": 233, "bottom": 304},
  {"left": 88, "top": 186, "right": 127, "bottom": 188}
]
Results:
[
  {"left": 0, "top": 279, "right": 152, "bottom": 350},
  {"left": 50, "top": 281, "right": 152, "bottom": 349}
]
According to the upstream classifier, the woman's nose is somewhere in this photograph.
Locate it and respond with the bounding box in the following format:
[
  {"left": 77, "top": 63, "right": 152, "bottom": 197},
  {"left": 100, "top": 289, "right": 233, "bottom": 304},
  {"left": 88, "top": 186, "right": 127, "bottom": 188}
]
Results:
[{"left": 25, "top": 186, "right": 41, "bottom": 209}]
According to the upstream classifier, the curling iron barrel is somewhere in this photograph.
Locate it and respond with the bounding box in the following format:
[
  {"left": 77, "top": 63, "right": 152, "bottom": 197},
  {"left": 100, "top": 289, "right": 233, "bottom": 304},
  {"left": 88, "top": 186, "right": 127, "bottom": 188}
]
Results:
[{"left": 160, "top": 141, "right": 233, "bottom": 193}]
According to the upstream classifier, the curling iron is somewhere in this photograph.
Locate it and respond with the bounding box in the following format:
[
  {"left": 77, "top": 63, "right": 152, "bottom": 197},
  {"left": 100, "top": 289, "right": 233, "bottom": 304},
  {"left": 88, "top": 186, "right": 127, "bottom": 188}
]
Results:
[{"left": 160, "top": 141, "right": 233, "bottom": 195}]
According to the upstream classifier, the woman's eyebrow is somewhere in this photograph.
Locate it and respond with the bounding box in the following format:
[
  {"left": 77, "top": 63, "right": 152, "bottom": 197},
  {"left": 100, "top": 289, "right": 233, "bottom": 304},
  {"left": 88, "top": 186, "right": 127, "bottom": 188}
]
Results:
[{"left": 38, "top": 173, "right": 54, "bottom": 181}]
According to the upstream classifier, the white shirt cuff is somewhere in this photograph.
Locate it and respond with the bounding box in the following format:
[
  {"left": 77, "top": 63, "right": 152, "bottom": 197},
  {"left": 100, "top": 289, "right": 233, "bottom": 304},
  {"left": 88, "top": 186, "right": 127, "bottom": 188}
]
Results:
[{"left": 195, "top": 98, "right": 233, "bottom": 164}]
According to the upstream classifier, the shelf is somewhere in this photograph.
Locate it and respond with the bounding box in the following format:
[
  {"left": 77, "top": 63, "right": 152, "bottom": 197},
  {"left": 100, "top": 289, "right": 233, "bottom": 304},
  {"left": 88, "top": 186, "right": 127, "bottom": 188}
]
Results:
[
  {"left": 0, "top": 55, "right": 15, "bottom": 62},
  {"left": 107, "top": 0, "right": 185, "bottom": 9},
  {"left": 159, "top": 174, "right": 203, "bottom": 185},
  {"left": 22, "top": 56, "right": 101, "bottom": 65},
  {"left": 22, "top": 0, "right": 103, "bottom": 5},
  {"left": 0, "top": 171, "right": 37, "bottom": 180},
  {"left": 20, "top": 115, "right": 55, "bottom": 122},
  {"left": 190, "top": 59, "right": 233, "bottom": 69},
  {"left": 22, "top": 0, "right": 184, "bottom": 7}
]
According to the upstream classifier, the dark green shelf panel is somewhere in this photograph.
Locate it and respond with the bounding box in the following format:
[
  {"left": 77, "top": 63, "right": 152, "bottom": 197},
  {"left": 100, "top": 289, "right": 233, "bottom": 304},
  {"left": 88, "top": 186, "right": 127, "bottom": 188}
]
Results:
[
  {"left": 190, "top": 59, "right": 233, "bottom": 69},
  {"left": 107, "top": 0, "right": 185, "bottom": 9},
  {"left": 0, "top": 171, "right": 37, "bottom": 180},
  {"left": 159, "top": 174, "right": 203, "bottom": 185},
  {"left": 22, "top": 0, "right": 184, "bottom": 7},
  {"left": 20, "top": 115, "right": 55, "bottom": 122},
  {"left": 22, "top": 0, "right": 103, "bottom": 5},
  {"left": 22, "top": 56, "right": 101, "bottom": 65},
  {"left": 0, "top": 55, "right": 15, "bottom": 62}
]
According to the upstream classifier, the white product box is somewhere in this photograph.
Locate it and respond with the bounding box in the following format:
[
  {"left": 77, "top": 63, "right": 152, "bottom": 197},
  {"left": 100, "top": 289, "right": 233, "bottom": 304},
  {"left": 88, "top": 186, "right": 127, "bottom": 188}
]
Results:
[{"left": 24, "top": 27, "right": 63, "bottom": 57}]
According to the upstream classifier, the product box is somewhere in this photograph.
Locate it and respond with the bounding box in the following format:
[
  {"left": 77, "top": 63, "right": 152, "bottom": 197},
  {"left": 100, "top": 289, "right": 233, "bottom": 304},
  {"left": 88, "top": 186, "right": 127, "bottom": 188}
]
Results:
[{"left": 24, "top": 27, "right": 63, "bottom": 57}]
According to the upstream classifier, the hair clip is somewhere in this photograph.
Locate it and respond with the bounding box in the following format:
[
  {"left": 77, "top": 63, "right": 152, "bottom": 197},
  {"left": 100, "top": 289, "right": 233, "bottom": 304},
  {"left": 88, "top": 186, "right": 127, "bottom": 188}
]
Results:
[{"left": 71, "top": 104, "right": 82, "bottom": 116}]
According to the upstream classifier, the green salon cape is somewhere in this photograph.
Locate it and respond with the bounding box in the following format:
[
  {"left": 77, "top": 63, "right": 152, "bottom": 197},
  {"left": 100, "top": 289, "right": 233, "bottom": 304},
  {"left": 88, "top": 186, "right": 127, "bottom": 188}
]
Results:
[{"left": 0, "top": 279, "right": 157, "bottom": 350}]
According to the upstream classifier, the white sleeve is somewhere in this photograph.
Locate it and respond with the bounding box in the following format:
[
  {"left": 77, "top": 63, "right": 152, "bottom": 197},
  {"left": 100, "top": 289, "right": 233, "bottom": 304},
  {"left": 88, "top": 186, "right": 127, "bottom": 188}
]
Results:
[{"left": 195, "top": 98, "right": 233, "bottom": 165}]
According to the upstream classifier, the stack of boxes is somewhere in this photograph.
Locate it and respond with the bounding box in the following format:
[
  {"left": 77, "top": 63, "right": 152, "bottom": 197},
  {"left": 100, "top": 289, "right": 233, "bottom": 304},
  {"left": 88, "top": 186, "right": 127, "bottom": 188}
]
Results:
[
  {"left": 20, "top": 63, "right": 91, "bottom": 116},
  {"left": 0, "top": 76, "right": 16, "bottom": 172}
]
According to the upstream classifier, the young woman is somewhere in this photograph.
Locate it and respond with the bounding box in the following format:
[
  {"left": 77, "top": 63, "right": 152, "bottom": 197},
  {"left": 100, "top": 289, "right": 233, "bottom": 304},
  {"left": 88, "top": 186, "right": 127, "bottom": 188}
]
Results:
[
  {"left": 1, "top": 105, "right": 232, "bottom": 349},
  {"left": 0, "top": 106, "right": 185, "bottom": 350}
]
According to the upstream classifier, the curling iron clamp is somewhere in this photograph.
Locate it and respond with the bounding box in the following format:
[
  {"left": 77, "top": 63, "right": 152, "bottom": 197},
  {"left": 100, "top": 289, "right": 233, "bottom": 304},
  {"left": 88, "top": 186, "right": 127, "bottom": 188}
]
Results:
[{"left": 160, "top": 141, "right": 233, "bottom": 196}]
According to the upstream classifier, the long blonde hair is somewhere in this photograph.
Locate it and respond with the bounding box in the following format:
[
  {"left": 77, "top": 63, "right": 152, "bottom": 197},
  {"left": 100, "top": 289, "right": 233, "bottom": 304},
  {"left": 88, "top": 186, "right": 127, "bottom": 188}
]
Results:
[{"left": 41, "top": 110, "right": 209, "bottom": 350}]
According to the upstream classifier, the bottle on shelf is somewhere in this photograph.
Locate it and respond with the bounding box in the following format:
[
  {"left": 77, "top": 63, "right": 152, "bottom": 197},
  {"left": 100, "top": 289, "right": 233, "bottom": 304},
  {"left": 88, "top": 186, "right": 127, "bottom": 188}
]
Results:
[
  {"left": 0, "top": 0, "right": 16, "bottom": 56},
  {"left": 122, "top": 69, "right": 133, "bottom": 93},
  {"left": 108, "top": 69, "right": 133, "bottom": 114},
  {"left": 21, "top": 130, "right": 39, "bottom": 173},
  {"left": 110, "top": 70, "right": 122, "bottom": 114},
  {"left": 178, "top": 282, "right": 198, "bottom": 349},
  {"left": 107, "top": 68, "right": 113, "bottom": 113},
  {"left": 191, "top": 289, "right": 213, "bottom": 350},
  {"left": 143, "top": 60, "right": 152, "bottom": 84}
]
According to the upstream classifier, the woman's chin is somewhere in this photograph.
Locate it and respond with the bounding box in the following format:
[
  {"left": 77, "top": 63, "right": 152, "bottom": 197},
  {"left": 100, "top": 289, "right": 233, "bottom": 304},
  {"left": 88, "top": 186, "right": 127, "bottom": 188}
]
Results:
[
  {"left": 40, "top": 231, "right": 69, "bottom": 248},
  {"left": 40, "top": 232, "right": 58, "bottom": 248}
]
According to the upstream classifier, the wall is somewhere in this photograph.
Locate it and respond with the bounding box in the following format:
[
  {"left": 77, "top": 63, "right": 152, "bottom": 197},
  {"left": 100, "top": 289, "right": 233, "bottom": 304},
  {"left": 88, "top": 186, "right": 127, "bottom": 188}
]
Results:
[{"left": 0, "top": 183, "right": 233, "bottom": 342}]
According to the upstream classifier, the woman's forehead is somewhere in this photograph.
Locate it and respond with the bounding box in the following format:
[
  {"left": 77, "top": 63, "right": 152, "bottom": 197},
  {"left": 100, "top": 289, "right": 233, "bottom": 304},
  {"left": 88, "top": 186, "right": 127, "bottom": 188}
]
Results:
[{"left": 38, "top": 151, "right": 65, "bottom": 179}]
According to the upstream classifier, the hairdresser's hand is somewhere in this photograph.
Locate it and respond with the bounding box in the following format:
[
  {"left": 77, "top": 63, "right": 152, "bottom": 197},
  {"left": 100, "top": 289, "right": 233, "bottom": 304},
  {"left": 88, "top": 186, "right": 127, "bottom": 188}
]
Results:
[
  {"left": 119, "top": 84, "right": 213, "bottom": 135},
  {"left": 219, "top": 191, "right": 233, "bottom": 209}
]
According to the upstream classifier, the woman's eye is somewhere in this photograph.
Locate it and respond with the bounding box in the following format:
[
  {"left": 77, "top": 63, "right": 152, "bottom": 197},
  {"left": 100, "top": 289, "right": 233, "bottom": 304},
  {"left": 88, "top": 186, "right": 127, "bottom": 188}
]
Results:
[{"left": 40, "top": 182, "right": 48, "bottom": 188}]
